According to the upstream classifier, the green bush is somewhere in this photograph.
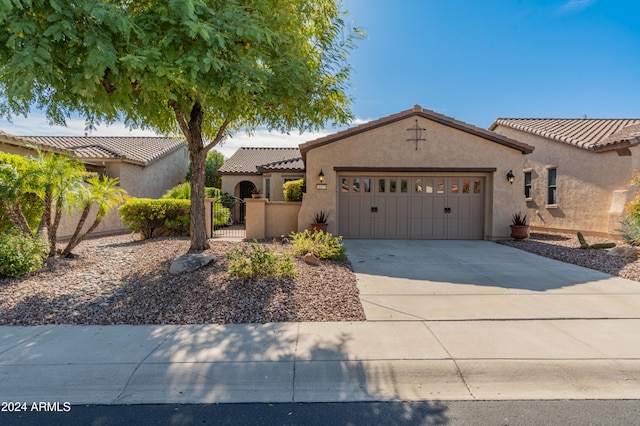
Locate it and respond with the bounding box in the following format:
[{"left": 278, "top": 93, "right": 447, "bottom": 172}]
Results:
[
  {"left": 0, "top": 153, "right": 43, "bottom": 233},
  {"left": 162, "top": 182, "right": 222, "bottom": 200},
  {"left": 290, "top": 229, "right": 346, "bottom": 261},
  {"left": 283, "top": 179, "right": 304, "bottom": 202},
  {"left": 619, "top": 215, "right": 640, "bottom": 246},
  {"left": 227, "top": 243, "right": 296, "bottom": 279},
  {"left": 118, "top": 198, "right": 191, "bottom": 239},
  {"left": 0, "top": 229, "right": 49, "bottom": 277}
]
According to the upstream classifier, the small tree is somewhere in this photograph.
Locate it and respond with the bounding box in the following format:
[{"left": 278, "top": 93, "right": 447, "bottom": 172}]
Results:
[
  {"left": 0, "top": 0, "right": 362, "bottom": 252},
  {"left": 62, "top": 175, "right": 128, "bottom": 256}
]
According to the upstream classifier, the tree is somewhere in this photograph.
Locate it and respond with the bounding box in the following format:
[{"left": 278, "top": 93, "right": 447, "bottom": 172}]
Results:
[
  {"left": 0, "top": 0, "right": 361, "bottom": 251},
  {"left": 33, "top": 150, "right": 87, "bottom": 256},
  {"left": 62, "top": 175, "right": 128, "bottom": 256},
  {"left": 187, "top": 149, "right": 225, "bottom": 189}
]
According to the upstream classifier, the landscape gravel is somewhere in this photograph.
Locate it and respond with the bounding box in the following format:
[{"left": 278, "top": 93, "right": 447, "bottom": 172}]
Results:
[
  {"left": 498, "top": 231, "right": 640, "bottom": 281},
  {"left": 0, "top": 234, "right": 365, "bottom": 325},
  {"left": 3, "top": 231, "right": 639, "bottom": 326}
]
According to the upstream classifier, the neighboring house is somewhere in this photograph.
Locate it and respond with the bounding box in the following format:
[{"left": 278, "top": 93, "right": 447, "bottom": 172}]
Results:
[
  {"left": 0, "top": 131, "right": 189, "bottom": 238},
  {"left": 224, "top": 105, "right": 535, "bottom": 240},
  {"left": 490, "top": 118, "right": 640, "bottom": 236},
  {"left": 219, "top": 147, "right": 305, "bottom": 201}
]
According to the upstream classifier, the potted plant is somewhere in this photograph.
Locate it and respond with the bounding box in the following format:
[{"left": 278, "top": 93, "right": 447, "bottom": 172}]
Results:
[
  {"left": 311, "top": 211, "right": 328, "bottom": 233},
  {"left": 510, "top": 212, "right": 529, "bottom": 241},
  {"left": 251, "top": 187, "right": 263, "bottom": 199}
]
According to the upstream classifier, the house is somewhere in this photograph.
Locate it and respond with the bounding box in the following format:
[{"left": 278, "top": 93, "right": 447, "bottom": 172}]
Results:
[
  {"left": 0, "top": 131, "right": 189, "bottom": 237},
  {"left": 219, "top": 147, "right": 305, "bottom": 201},
  {"left": 224, "top": 105, "right": 535, "bottom": 240},
  {"left": 489, "top": 118, "right": 640, "bottom": 236}
]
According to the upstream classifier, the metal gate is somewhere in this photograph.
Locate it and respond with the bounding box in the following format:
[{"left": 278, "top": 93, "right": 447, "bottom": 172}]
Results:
[{"left": 211, "top": 196, "right": 246, "bottom": 238}]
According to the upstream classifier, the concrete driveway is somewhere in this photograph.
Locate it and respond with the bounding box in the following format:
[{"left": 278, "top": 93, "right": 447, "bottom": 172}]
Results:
[{"left": 343, "top": 240, "right": 640, "bottom": 321}]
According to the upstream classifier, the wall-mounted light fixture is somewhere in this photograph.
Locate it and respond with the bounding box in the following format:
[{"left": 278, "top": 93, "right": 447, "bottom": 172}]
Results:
[
  {"left": 316, "top": 169, "right": 327, "bottom": 190},
  {"left": 507, "top": 170, "right": 515, "bottom": 185}
]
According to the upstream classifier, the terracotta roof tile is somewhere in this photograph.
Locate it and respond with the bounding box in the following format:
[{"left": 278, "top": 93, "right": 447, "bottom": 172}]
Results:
[
  {"left": 490, "top": 118, "right": 640, "bottom": 152},
  {"left": 218, "top": 147, "right": 303, "bottom": 175},
  {"left": 299, "top": 105, "right": 534, "bottom": 159},
  {"left": 0, "top": 133, "right": 186, "bottom": 166}
]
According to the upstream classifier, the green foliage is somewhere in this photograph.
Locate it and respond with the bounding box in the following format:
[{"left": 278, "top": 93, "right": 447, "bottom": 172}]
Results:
[
  {"left": 0, "top": 229, "right": 48, "bottom": 277},
  {"left": 118, "top": 198, "right": 190, "bottom": 239},
  {"left": 290, "top": 229, "right": 346, "bottom": 261},
  {"left": 619, "top": 216, "right": 640, "bottom": 246},
  {"left": 511, "top": 212, "right": 527, "bottom": 226},
  {"left": 0, "top": 0, "right": 362, "bottom": 250},
  {"left": 186, "top": 150, "right": 225, "bottom": 188},
  {"left": 0, "top": 152, "right": 43, "bottom": 233},
  {"left": 283, "top": 178, "right": 304, "bottom": 202},
  {"left": 227, "top": 243, "right": 295, "bottom": 279},
  {"left": 590, "top": 242, "right": 616, "bottom": 249},
  {"left": 577, "top": 232, "right": 589, "bottom": 249},
  {"left": 162, "top": 182, "right": 222, "bottom": 200}
]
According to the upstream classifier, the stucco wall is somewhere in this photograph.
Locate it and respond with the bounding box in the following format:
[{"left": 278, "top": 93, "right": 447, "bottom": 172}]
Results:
[
  {"left": 298, "top": 116, "right": 528, "bottom": 239},
  {"left": 221, "top": 175, "right": 262, "bottom": 198},
  {"left": 493, "top": 125, "right": 635, "bottom": 235}
]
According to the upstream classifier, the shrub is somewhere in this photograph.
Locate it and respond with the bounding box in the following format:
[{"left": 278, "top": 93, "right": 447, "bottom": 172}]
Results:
[
  {"left": 0, "top": 229, "right": 49, "bottom": 277},
  {"left": 162, "top": 183, "right": 222, "bottom": 200},
  {"left": 118, "top": 198, "right": 191, "bottom": 239},
  {"left": 227, "top": 243, "right": 295, "bottom": 279},
  {"left": 619, "top": 215, "right": 640, "bottom": 246},
  {"left": 290, "top": 229, "right": 346, "bottom": 261},
  {"left": 283, "top": 178, "right": 304, "bottom": 202},
  {"left": 0, "top": 152, "right": 43, "bottom": 233}
]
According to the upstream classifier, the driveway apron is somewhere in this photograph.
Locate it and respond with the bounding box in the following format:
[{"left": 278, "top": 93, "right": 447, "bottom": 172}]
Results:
[{"left": 343, "top": 240, "right": 640, "bottom": 321}]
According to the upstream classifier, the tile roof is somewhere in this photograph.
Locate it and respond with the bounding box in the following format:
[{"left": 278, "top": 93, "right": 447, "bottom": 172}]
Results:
[
  {"left": 299, "top": 105, "right": 535, "bottom": 160},
  {"left": 0, "top": 134, "right": 186, "bottom": 166},
  {"left": 490, "top": 118, "right": 640, "bottom": 152},
  {"left": 218, "top": 147, "right": 303, "bottom": 175}
]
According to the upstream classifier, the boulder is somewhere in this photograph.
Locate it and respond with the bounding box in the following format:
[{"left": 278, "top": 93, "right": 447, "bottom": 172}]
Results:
[
  {"left": 304, "top": 252, "right": 320, "bottom": 266},
  {"left": 607, "top": 246, "right": 638, "bottom": 259},
  {"left": 169, "top": 253, "right": 215, "bottom": 275}
]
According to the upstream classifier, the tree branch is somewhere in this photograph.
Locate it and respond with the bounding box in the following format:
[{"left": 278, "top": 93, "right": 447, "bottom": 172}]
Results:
[
  {"left": 102, "top": 68, "right": 117, "bottom": 93},
  {"left": 203, "top": 119, "right": 231, "bottom": 154},
  {"left": 169, "top": 99, "right": 191, "bottom": 143}
]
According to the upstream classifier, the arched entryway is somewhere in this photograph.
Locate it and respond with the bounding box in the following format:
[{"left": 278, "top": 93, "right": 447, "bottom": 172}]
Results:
[{"left": 236, "top": 180, "right": 257, "bottom": 200}]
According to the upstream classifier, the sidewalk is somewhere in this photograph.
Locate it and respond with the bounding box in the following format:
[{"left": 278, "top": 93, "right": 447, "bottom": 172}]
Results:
[{"left": 2, "top": 320, "right": 640, "bottom": 404}]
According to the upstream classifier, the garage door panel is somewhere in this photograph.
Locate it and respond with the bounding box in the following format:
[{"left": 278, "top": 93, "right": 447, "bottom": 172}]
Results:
[{"left": 338, "top": 175, "right": 485, "bottom": 240}]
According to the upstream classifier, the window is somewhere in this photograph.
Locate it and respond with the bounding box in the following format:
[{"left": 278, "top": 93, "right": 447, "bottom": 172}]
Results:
[
  {"left": 265, "top": 178, "right": 271, "bottom": 199},
  {"left": 547, "top": 168, "right": 557, "bottom": 205},
  {"left": 524, "top": 171, "right": 532, "bottom": 199}
]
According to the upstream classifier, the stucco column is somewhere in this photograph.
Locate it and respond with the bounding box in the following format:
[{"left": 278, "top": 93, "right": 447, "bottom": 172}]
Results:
[
  {"left": 245, "top": 198, "right": 267, "bottom": 239},
  {"left": 204, "top": 198, "right": 214, "bottom": 238}
]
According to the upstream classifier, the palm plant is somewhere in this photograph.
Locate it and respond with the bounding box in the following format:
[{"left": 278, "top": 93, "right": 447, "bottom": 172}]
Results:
[
  {"left": 33, "top": 150, "right": 86, "bottom": 256},
  {"left": 62, "top": 176, "right": 128, "bottom": 257},
  {"left": 0, "top": 163, "right": 34, "bottom": 235}
]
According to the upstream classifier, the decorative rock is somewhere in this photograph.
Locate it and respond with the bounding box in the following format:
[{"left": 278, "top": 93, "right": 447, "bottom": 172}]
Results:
[
  {"left": 169, "top": 253, "right": 215, "bottom": 275},
  {"left": 304, "top": 252, "right": 320, "bottom": 266},
  {"left": 607, "top": 246, "right": 638, "bottom": 259}
]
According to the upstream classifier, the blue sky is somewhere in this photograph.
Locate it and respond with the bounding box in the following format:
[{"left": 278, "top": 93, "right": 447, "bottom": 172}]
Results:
[{"left": 2, "top": 0, "right": 638, "bottom": 157}]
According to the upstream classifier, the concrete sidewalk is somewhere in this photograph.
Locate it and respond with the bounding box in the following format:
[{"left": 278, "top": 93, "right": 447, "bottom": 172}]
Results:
[
  {"left": 2, "top": 320, "right": 640, "bottom": 404},
  {"left": 2, "top": 240, "right": 640, "bottom": 404}
]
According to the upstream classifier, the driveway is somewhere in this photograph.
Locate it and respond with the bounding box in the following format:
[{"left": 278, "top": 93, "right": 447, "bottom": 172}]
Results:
[{"left": 343, "top": 240, "right": 640, "bottom": 321}]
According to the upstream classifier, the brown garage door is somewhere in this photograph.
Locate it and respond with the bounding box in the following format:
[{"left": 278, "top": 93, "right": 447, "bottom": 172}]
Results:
[{"left": 338, "top": 176, "right": 484, "bottom": 239}]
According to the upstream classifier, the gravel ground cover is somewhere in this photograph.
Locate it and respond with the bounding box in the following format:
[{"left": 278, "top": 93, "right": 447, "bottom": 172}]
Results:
[
  {"left": 498, "top": 231, "right": 640, "bottom": 281},
  {"left": 0, "top": 234, "right": 365, "bottom": 325}
]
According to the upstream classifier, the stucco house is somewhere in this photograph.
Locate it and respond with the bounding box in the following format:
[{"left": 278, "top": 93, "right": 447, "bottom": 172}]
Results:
[
  {"left": 225, "top": 105, "right": 535, "bottom": 240},
  {"left": 219, "top": 147, "right": 305, "bottom": 201},
  {"left": 0, "top": 131, "right": 188, "bottom": 237},
  {"left": 490, "top": 118, "right": 640, "bottom": 236}
]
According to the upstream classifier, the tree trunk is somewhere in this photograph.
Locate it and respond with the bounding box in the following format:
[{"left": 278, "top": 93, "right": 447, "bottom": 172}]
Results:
[
  {"left": 37, "top": 190, "right": 53, "bottom": 235},
  {"left": 48, "top": 199, "right": 63, "bottom": 257},
  {"left": 171, "top": 100, "right": 210, "bottom": 252},
  {"left": 61, "top": 204, "right": 91, "bottom": 256},
  {"left": 3, "top": 199, "right": 32, "bottom": 235},
  {"left": 62, "top": 207, "right": 100, "bottom": 256}
]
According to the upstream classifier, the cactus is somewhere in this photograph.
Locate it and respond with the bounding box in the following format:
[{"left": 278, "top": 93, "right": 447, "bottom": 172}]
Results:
[
  {"left": 577, "top": 232, "right": 589, "bottom": 249},
  {"left": 590, "top": 243, "right": 616, "bottom": 249}
]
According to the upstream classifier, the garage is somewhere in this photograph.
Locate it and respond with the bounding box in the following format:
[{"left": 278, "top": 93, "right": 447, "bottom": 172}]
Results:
[
  {"left": 338, "top": 174, "right": 485, "bottom": 239},
  {"left": 297, "top": 105, "right": 534, "bottom": 240}
]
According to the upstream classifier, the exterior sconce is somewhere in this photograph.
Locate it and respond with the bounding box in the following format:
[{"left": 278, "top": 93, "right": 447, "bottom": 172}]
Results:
[
  {"left": 507, "top": 170, "right": 515, "bottom": 185},
  {"left": 316, "top": 169, "right": 327, "bottom": 190}
]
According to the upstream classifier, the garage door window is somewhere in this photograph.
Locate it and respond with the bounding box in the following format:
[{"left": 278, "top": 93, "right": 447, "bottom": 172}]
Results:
[
  {"left": 415, "top": 179, "right": 422, "bottom": 192},
  {"left": 378, "top": 179, "right": 385, "bottom": 192},
  {"left": 390, "top": 179, "right": 397, "bottom": 193},
  {"left": 401, "top": 179, "right": 408, "bottom": 192},
  {"left": 353, "top": 178, "right": 360, "bottom": 192}
]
